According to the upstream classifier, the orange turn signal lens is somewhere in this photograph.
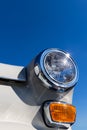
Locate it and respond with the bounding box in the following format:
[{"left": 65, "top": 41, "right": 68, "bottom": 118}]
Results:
[{"left": 49, "top": 102, "right": 76, "bottom": 123}]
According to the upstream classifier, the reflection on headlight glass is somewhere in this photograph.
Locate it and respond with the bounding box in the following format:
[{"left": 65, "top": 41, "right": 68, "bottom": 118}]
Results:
[{"left": 44, "top": 52, "right": 76, "bottom": 84}]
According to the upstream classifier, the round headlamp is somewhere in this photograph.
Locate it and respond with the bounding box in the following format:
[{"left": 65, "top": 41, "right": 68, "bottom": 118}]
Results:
[{"left": 34, "top": 48, "right": 78, "bottom": 91}]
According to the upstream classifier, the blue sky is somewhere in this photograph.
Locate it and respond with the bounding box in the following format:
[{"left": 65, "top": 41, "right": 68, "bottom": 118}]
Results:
[{"left": 0, "top": 0, "right": 86, "bottom": 129}]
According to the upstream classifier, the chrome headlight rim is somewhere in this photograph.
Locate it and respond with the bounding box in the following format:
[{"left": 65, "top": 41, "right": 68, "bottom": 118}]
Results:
[{"left": 39, "top": 48, "right": 78, "bottom": 90}]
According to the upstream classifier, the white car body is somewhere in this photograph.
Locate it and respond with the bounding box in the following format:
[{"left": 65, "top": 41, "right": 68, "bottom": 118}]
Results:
[{"left": 0, "top": 62, "right": 74, "bottom": 130}]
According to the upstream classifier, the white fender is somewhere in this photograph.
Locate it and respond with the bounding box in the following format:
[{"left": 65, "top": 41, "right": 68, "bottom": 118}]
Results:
[{"left": 0, "top": 63, "right": 74, "bottom": 130}]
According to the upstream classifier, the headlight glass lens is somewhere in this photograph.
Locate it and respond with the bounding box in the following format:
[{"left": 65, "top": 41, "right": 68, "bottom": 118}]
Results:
[
  {"left": 40, "top": 48, "right": 78, "bottom": 89},
  {"left": 44, "top": 51, "right": 76, "bottom": 84}
]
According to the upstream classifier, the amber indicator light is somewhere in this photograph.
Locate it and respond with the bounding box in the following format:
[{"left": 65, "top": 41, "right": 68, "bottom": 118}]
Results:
[{"left": 49, "top": 102, "right": 76, "bottom": 123}]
